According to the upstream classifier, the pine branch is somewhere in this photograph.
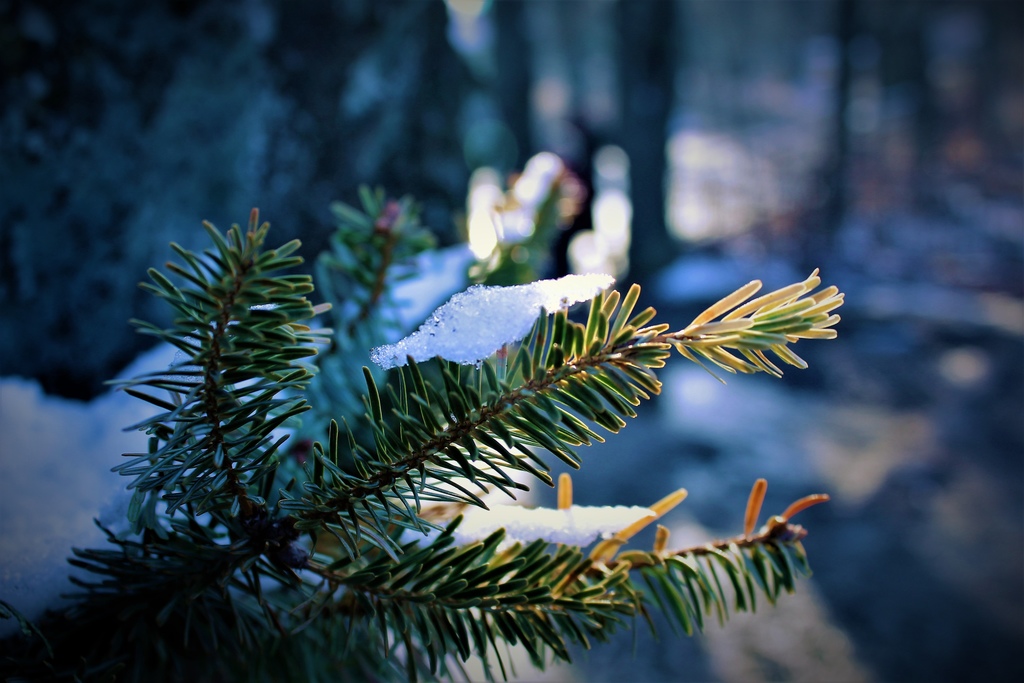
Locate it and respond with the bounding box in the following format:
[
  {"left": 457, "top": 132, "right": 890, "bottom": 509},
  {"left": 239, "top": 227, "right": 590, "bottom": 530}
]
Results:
[
  {"left": 289, "top": 479, "right": 826, "bottom": 681},
  {"left": 0, "top": 213, "right": 337, "bottom": 681},
  {"left": 2, "top": 204, "right": 846, "bottom": 682},
  {"left": 284, "top": 290, "right": 671, "bottom": 555},
  {"left": 301, "top": 522, "right": 637, "bottom": 680},
  {"left": 610, "top": 488, "right": 828, "bottom": 639},
  {"left": 287, "top": 274, "right": 841, "bottom": 561},
  {"left": 2, "top": 519, "right": 280, "bottom": 682},
  {"left": 302, "top": 188, "right": 438, "bottom": 474},
  {"left": 318, "top": 187, "right": 435, "bottom": 341},
  {"left": 665, "top": 269, "right": 844, "bottom": 378},
  {"left": 112, "top": 210, "right": 328, "bottom": 529}
]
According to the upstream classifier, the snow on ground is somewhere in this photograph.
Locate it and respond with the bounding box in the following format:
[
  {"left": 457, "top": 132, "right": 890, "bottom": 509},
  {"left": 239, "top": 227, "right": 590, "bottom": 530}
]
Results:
[{"left": 0, "top": 343, "right": 177, "bottom": 636}]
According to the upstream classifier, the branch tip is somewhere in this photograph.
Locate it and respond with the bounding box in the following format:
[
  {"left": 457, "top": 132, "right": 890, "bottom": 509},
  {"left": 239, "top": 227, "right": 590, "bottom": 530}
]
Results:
[
  {"left": 780, "top": 493, "right": 830, "bottom": 521},
  {"left": 653, "top": 524, "right": 670, "bottom": 555},
  {"left": 744, "top": 478, "right": 768, "bottom": 537},
  {"left": 557, "top": 473, "right": 573, "bottom": 511}
]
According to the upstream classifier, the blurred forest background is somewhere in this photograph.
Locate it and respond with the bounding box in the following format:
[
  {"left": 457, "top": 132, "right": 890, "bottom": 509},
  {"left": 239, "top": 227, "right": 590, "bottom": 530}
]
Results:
[{"left": 1, "top": 1, "right": 1021, "bottom": 681}]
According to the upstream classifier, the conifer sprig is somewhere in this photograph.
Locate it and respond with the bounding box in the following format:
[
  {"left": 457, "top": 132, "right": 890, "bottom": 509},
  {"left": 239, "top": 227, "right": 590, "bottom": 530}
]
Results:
[
  {"left": 666, "top": 269, "right": 844, "bottom": 378},
  {"left": 303, "top": 188, "right": 437, "bottom": 464},
  {"left": 301, "top": 525, "right": 636, "bottom": 681},
  {"left": 287, "top": 274, "right": 842, "bottom": 565},
  {"left": 112, "top": 210, "right": 329, "bottom": 527},
  {"left": 1, "top": 203, "right": 844, "bottom": 683},
  {"left": 289, "top": 480, "right": 825, "bottom": 681},
  {"left": 285, "top": 288, "right": 675, "bottom": 556},
  {"left": 318, "top": 186, "right": 435, "bottom": 342}
]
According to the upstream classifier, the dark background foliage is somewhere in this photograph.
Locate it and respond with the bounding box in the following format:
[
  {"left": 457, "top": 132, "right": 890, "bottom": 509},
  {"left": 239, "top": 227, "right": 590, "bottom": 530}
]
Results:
[{"left": 1, "top": 0, "right": 471, "bottom": 398}]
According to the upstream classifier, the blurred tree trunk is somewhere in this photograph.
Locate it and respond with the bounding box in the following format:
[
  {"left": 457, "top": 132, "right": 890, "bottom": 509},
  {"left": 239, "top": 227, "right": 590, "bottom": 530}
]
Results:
[
  {"left": 0, "top": 1, "right": 469, "bottom": 399},
  {"left": 494, "top": 0, "right": 533, "bottom": 170},
  {"left": 876, "top": 1, "right": 931, "bottom": 205},
  {"left": 815, "top": 0, "right": 855, "bottom": 265},
  {"left": 617, "top": 0, "right": 677, "bottom": 286}
]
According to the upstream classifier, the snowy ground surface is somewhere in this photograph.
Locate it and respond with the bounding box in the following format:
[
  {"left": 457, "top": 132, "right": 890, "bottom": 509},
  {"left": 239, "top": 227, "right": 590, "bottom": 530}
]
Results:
[{"left": 0, "top": 344, "right": 176, "bottom": 636}]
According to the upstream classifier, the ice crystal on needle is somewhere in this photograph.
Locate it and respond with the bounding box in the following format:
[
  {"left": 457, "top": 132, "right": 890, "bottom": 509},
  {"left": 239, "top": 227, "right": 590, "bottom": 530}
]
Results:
[{"left": 370, "top": 273, "right": 614, "bottom": 369}]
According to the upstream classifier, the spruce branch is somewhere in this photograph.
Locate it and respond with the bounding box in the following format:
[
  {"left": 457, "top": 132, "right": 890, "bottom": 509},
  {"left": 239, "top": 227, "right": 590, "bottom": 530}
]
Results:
[
  {"left": 289, "top": 274, "right": 842, "bottom": 562},
  {"left": 665, "top": 268, "right": 844, "bottom": 378},
  {"left": 301, "top": 523, "right": 639, "bottom": 680},
  {"left": 4, "top": 518, "right": 284, "bottom": 682},
  {"left": 285, "top": 292, "right": 672, "bottom": 555},
  {"left": 319, "top": 187, "right": 435, "bottom": 341},
  {"left": 1, "top": 200, "right": 847, "bottom": 682},
  {"left": 302, "top": 187, "right": 438, "bottom": 470},
  {"left": 607, "top": 481, "right": 830, "bottom": 637},
  {"left": 113, "top": 210, "right": 328, "bottom": 530},
  {"left": 5, "top": 209, "right": 338, "bottom": 678},
  {"left": 286, "top": 477, "right": 828, "bottom": 681}
]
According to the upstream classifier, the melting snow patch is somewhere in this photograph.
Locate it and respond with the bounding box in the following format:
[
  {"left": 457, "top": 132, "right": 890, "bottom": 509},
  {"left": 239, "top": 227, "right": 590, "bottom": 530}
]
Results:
[
  {"left": 371, "top": 273, "right": 614, "bottom": 369},
  {"left": 452, "top": 504, "right": 654, "bottom": 548}
]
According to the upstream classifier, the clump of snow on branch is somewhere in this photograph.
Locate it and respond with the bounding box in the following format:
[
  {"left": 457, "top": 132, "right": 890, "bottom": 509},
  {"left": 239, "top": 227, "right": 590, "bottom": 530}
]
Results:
[
  {"left": 391, "top": 244, "right": 473, "bottom": 330},
  {"left": 452, "top": 504, "right": 655, "bottom": 548},
  {"left": 371, "top": 273, "right": 614, "bottom": 370}
]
